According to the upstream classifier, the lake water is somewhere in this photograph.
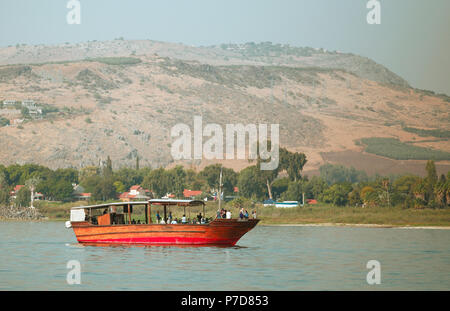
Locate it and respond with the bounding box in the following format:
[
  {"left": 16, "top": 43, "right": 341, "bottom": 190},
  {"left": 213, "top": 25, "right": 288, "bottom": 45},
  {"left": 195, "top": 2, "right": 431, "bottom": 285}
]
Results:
[{"left": 0, "top": 222, "right": 449, "bottom": 290}]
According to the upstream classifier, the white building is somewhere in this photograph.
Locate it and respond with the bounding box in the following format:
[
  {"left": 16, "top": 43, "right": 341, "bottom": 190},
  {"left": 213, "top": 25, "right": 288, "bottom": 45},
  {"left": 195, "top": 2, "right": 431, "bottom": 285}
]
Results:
[
  {"left": 3, "top": 100, "right": 17, "bottom": 107},
  {"left": 22, "top": 100, "right": 36, "bottom": 109}
]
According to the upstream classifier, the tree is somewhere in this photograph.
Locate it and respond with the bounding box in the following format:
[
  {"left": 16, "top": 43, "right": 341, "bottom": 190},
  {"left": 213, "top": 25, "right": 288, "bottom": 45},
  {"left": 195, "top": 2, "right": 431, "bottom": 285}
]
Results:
[
  {"left": 271, "top": 177, "right": 289, "bottom": 199},
  {"left": 425, "top": 160, "right": 438, "bottom": 205},
  {"left": 51, "top": 179, "right": 75, "bottom": 201},
  {"left": 166, "top": 165, "right": 187, "bottom": 197},
  {"left": 319, "top": 164, "right": 368, "bottom": 185},
  {"left": 114, "top": 167, "right": 143, "bottom": 190},
  {"left": 392, "top": 175, "right": 420, "bottom": 208},
  {"left": 113, "top": 181, "right": 126, "bottom": 193},
  {"left": 308, "top": 176, "right": 328, "bottom": 199},
  {"left": 360, "top": 186, "right": 378, "bottom": 207},
  {"left": 92, "top": 177, "right": 116, "bottom": 201},
  {"left": 0, "top": 117, "right": 10, "bottom": 127},
  {"left": 20, "top": 106, "right": 29, "bottom": 119},
  {"left": 105, "top": 156, "right": 113, "bottom": 178},
  {"left": 320, "top": 183, "right": 352, "bottom": 206},
  {"left": 412, "top": 178, "right": 427, "bottom": 208},
  {"left": 237, "top": 166, "right": 266, "bottom": 200},
  {"left": 199, "top": 164, "right": 237, "bottom": 195},
  {"left": 143, "top": 168, "right": 169, "bottom": 198},
  {"left": 0, "top": 170, "right": 10, "bottom": 206},
  {"left": 79, "top": 166, "right": 100, "bottom": 184},
  {"left": 281, "top": 180, "right": 305, "bottom": 202},
  {"left": 434, "top": 174, "right": 448, "bottom": 208},
  {"left": 280, "top": 147, "right": 307, "bottom": 182},
  {"left": 0, "top": 187, "right": 9, "bottom": 206},
  {"left": 348, "top": 187, "right": 362, "bottom": 207},
  {"left": 15, "top": 187, "right": 30, "bottom": 208}
]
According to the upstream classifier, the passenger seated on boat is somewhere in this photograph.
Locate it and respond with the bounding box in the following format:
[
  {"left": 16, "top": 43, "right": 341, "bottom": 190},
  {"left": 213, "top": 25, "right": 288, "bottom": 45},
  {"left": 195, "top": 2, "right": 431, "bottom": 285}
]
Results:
[
  {"left": 171, "top": 219, "right": 177, "bottom": 224},
  {"left": 181, "top": 215, "right": 187, "bottom": 224},
  {"left": 156, "top": 211, "right": 161, "bottom": 224},
  {"left": 160, "top": 218, "right": 166, "bottom": 224},
  {"left": 103, "top": 209, "right": 108, "bottom": 215},
  {"left": 131, "top": 219, "right": 136, "bottom": 224},
  {"left": 137, "top": 220, "right": 141, "bottom": 224},
  {"left": 197, "top": 213, "right": 203, "bottom": 223}
]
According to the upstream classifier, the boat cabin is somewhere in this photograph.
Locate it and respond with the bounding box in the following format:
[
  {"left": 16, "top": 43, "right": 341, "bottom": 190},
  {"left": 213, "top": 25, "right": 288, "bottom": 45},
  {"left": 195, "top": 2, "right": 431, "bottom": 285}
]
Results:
[{"left": 69, "top": 199, "right": 206, "bottom": 226}]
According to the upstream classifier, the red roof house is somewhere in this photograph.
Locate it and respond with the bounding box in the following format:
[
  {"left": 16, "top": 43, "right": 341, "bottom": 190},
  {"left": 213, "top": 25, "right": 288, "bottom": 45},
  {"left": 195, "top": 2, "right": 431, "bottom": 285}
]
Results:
[
  {"left": 183, "top": 189, "right": 203, "bottom": 198},
  {"left": 120, "top": 185, "right": 150, "bottom": 201}
]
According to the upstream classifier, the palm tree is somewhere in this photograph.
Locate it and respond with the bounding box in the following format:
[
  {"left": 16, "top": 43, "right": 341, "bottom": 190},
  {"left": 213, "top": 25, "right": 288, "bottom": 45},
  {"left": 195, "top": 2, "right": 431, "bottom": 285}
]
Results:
[
  {"left": 434, "top": 182, "right": 446, "bottom": 208},
  {"left": 25, "top": 177, "right": 40, "bottom": 209},
  {"left": 412, "top": 179, "right": 427, "bottom": 208}
]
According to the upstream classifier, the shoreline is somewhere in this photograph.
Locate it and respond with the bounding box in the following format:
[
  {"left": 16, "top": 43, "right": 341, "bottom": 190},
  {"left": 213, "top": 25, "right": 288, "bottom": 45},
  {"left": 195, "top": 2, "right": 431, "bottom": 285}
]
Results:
[
  {"left": 260, "top": 223, "right": 450, "bottom": 229},
  {"left": 1, "top": 217, "right": 450, "bottom": 229}
]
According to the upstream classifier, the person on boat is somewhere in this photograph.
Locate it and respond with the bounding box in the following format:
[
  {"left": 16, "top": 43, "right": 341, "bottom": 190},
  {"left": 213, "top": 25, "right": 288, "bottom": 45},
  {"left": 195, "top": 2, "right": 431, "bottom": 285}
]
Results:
[
  {"left": 160, "top": 218, "right": 166, "bottom": 224},
  {"left": 109, "top": 206, "right": 117, "bottom": 224},
  {"left": 216, "top": 209, "right": 221, "bottom": 219},
  {"left": 168, "top": 212, "right": 173, "bottom": 223},
  {"left": 252, "top": 210, "right": 257, "bottom": 219},
  {"left": 222, "top": 210, "right": 227, "bottom": 219},
  {"left": 181, "top": 215, "right": 187, "bottom": 224},
  {"left": 244, "top": 210, "right": 249, "bottom": 219},
  {"left": 156, "top": 211, "right": 161, "bottom": 224},
  {"left": 197, "top": 213, "right": 202, "bottom": 223},
  {"left": 171, "top": 219, "right": 177, "bottom": 224},
  {"left": 239, "top": 208, "right": 244, "bottom": 219},
  {"left": 226, "top": 210, "right": 231, "bottom": 219}
]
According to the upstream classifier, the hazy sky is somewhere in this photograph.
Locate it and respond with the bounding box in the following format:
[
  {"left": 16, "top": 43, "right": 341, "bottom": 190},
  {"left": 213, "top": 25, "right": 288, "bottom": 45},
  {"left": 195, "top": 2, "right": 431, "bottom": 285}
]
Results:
[{"left": 0, "top": 0, "right": 449, "bottom": 95}]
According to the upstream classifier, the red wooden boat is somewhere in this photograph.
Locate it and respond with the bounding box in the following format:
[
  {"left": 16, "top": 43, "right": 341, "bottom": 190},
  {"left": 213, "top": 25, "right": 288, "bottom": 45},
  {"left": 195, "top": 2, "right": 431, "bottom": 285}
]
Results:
[{"left": 66, "top": 199, "right": 259, "bottom": 246}]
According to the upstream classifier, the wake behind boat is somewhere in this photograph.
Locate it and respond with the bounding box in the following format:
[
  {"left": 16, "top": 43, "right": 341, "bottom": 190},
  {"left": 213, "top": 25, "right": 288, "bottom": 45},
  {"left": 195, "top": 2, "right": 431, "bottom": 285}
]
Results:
[{"left": 66, "top": 199, "right": 259, "bottom": 246}]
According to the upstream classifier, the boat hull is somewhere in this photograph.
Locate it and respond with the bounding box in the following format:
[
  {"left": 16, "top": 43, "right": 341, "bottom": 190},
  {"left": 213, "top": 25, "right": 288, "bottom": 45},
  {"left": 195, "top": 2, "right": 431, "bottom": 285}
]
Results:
[{"left": 71, "top": 218, "right": 259, "bottom": 246}]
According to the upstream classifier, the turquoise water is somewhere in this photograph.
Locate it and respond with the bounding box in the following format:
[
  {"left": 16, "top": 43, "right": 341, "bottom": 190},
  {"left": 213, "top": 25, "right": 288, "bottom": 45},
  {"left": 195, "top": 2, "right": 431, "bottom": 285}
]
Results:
[{"left": 0, "top": 222, "right": 449, "bottom": 290}]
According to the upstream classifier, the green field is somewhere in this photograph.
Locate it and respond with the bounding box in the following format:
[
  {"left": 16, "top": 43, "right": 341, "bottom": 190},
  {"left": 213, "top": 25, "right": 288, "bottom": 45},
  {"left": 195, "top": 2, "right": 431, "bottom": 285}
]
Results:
[
  {"left": 402, "top": 126, "right": 450, "bottom": 139},
  {"left": 360, "top": 137, "right": 450, "bottom": 160}
]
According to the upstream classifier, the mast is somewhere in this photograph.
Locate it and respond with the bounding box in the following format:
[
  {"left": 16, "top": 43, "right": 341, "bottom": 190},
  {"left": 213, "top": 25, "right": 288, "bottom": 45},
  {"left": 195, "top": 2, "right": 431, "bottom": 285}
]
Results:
[{"left": 218, "top": 166, "right": 223, "bottom": 211}]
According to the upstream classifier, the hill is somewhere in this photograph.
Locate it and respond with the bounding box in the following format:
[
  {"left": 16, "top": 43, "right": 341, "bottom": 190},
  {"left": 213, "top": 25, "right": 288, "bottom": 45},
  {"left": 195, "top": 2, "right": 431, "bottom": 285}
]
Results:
[{"left": 0, "top": 40, "right": 449, "bottom": 176}]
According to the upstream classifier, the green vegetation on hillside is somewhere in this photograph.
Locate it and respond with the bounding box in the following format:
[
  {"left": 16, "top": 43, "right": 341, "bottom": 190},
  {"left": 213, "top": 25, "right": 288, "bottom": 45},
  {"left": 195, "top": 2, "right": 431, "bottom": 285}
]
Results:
[
  {"left": 159, "top": 57, "right": 341, "bottom": 88},
  {"left": 0, "top": 117, "right": 10, "bottom": 127},
  {"left": 219, "top": 42, "right": 333, "bottom": 57},
  {"left": 402, "top": 126, "right": 450, "bottom": 139},
  {"left": 360, "top": 137, "right": 450, "bottom": 161},
  {"left": 0, "top": 65, "right": 33, "bottom": 82},
  {"left": 85, "top": 57, "right": 142, "bottom": 66}
]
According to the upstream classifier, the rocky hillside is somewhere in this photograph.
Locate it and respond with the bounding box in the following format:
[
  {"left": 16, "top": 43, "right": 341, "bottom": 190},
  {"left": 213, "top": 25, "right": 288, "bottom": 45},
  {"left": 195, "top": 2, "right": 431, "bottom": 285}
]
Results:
[{"left": 0, "top": 40, "right": 449, "bottom": 176}]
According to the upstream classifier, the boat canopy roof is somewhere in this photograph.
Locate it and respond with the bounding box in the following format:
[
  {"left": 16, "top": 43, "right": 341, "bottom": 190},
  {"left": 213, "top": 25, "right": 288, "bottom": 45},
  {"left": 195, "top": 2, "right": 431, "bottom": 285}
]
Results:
[{"left": 70, "top": 199, "right": 205, "bottom": 210}]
